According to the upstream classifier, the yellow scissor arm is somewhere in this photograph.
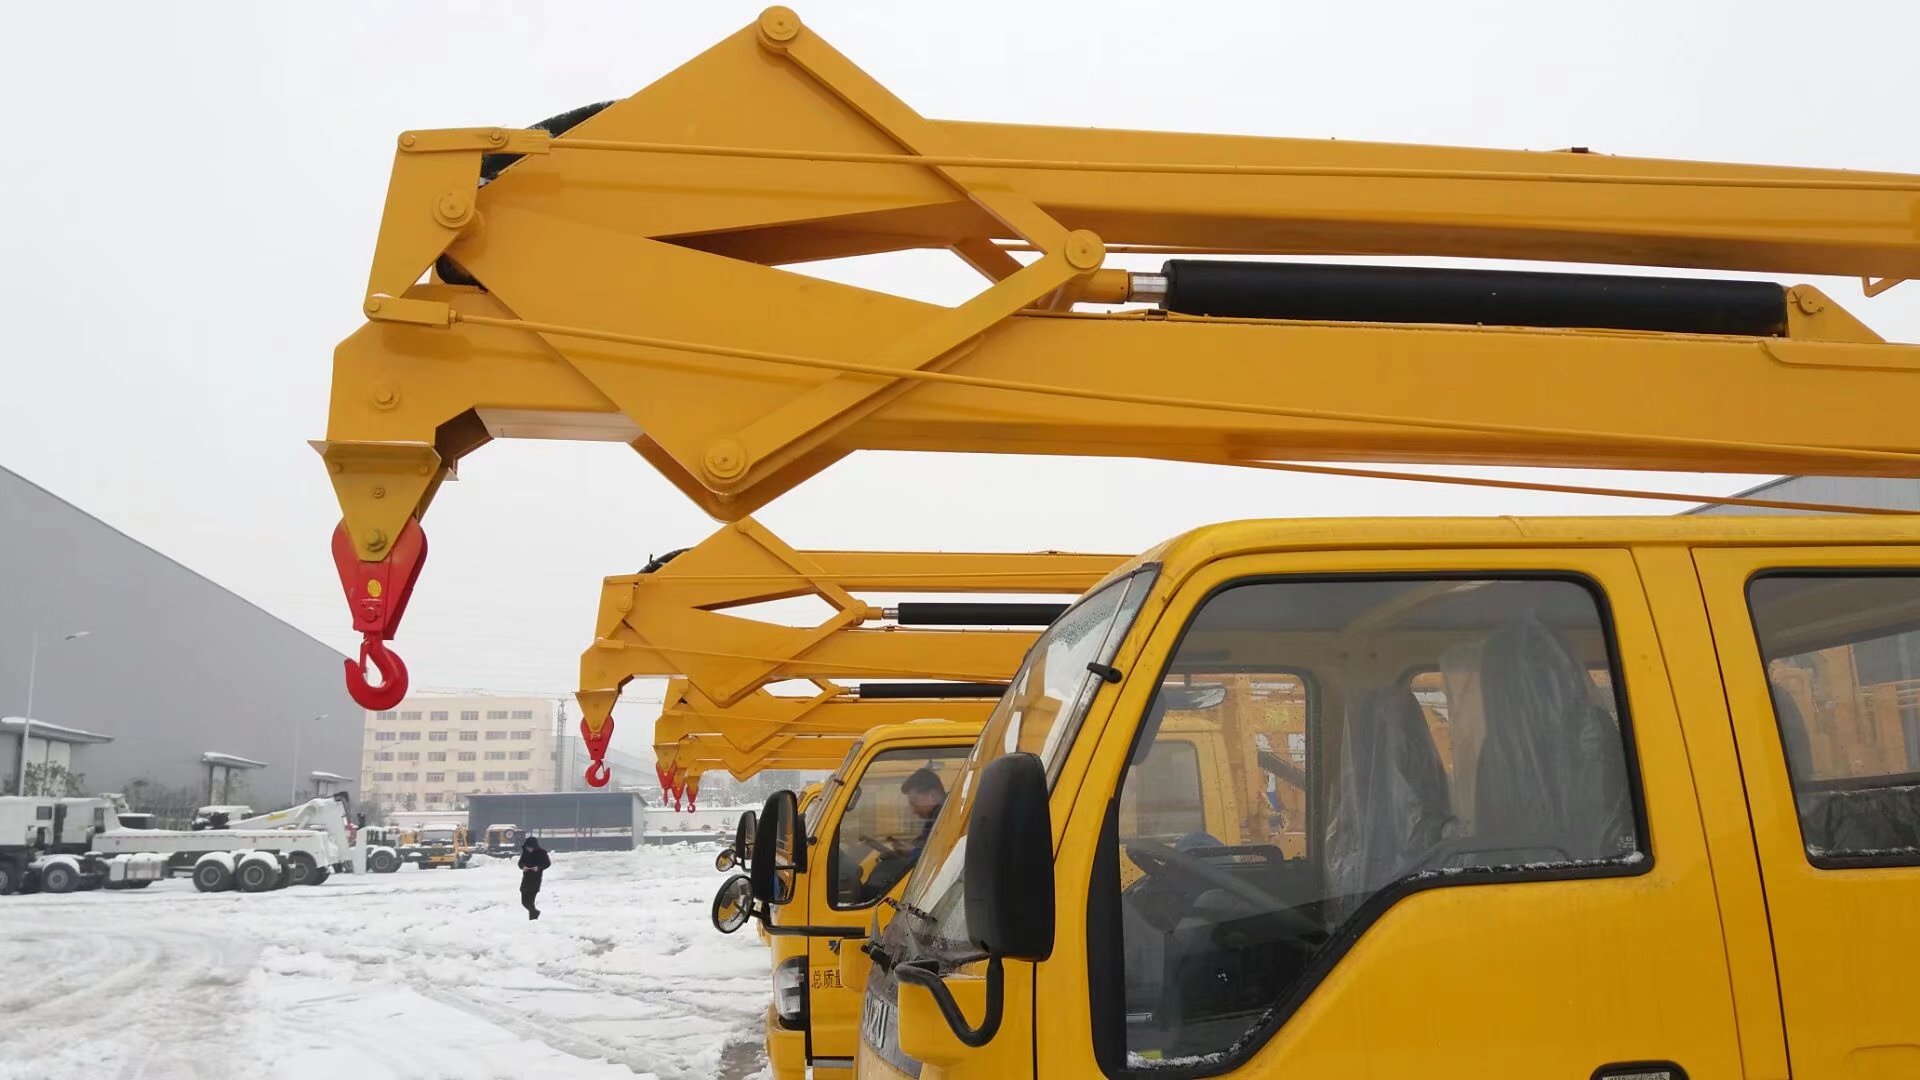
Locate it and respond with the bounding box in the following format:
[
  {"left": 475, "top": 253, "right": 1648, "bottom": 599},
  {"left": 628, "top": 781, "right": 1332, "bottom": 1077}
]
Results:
[
  {"left": 575, "top": 516, "right": 1118, "bottom": 783},
  {"left": 321, "top": 7, "right": 1920, "bottom": 748}
]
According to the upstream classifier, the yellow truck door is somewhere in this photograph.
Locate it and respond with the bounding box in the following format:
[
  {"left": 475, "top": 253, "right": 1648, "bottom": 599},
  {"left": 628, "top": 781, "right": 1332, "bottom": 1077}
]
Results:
[
  {"left": 1695, "top": 548, "right": 1920, "bottom": 1078},
  {"left": 1044, "top": 546, "right": 1743, "bottom": 1078},
  {"left": 806, "top": 742, "right": 971, "bottom": 1073}
]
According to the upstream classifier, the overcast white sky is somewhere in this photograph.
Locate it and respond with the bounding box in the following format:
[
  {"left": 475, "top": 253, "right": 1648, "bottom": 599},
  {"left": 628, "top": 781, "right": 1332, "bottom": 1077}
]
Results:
[{"left": 3, "top": 2, "right": 1915, "bottom": 753}]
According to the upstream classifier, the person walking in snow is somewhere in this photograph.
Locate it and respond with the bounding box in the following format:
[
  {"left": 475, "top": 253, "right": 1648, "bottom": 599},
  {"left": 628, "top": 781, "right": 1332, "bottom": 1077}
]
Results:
[{"left": 518, "top": 835, "right": 551, "bottom": 920}]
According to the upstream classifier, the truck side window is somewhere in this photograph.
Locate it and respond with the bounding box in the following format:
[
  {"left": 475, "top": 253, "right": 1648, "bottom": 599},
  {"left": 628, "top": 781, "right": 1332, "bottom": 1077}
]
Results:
[
  {"left": 1748, "top": 573, "right": 1920, "bottom": 866},
  {"left": 828, "top": 746, "right": 971, "bottom": 909},
  {"left": 1108, "top": 576, "right": 1640, "bottom": 1071}
]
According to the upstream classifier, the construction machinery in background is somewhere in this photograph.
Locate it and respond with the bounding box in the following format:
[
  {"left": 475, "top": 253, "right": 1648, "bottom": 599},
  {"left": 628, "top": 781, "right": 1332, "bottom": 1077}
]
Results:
[
  {"left": 0, "top": 796, "right": 165, "bottom": 895},
  {"left": 482, "top": 822, "right": 521, "bottom": 858},
  {"left": 409, "top": 821, "right": 473, "bottom": 869},
  {"left": 312, "top": 8, "right": 1920, "bottom": 1077},
  {"left": 576, "top": 518, "right": 1120, "bottom": 803},
  {"left": 3, "top": 792, "right": 373, "bottom": 896}
]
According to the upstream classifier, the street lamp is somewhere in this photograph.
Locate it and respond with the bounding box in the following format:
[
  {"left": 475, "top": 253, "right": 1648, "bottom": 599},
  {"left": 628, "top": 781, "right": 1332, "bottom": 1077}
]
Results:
[
  {"left": 17, "top": 629, "right": 90, "bottom": 797},
  {"left": 292, "top": 714, "right": 327, "bottom": 803}
]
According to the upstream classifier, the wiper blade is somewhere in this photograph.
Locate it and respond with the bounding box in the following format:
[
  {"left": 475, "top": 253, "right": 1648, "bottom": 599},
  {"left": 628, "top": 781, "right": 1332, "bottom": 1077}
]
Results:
[{"left": 882, "top": 896, "right": 935, "bottom": 924}]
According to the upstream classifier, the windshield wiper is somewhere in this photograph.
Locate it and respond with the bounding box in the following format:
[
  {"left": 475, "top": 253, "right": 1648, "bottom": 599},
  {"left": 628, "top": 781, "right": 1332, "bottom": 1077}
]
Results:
[{"left": 882, "top": 896, "right": 936, "bottom": 924}]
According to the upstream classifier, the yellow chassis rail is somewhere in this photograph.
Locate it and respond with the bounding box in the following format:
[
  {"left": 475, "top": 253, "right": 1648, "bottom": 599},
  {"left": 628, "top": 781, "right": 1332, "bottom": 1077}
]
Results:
[{"left": 319, "top": 7, "right": 1920, "bottom": 782}]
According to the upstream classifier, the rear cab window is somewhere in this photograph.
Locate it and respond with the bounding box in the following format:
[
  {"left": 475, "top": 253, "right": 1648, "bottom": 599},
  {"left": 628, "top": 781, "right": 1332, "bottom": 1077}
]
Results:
[{"left": 1748, "top": 573, "right": 1920, "bottom": 865}]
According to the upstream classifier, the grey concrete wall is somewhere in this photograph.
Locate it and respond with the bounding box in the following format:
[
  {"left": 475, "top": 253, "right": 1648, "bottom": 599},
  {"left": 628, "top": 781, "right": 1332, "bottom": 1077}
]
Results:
[
  {"left": 1687, "top": 476, "right": 1920, "bottom": 516},
  {"left": 1, "top": 465, "right": 362, "bottom": 810}
]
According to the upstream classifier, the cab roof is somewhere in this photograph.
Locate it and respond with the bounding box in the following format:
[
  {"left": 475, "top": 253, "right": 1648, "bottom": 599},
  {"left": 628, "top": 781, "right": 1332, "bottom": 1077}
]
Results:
[{"left": 1099, "top": 513, "right": 1920, "bottom": 593}]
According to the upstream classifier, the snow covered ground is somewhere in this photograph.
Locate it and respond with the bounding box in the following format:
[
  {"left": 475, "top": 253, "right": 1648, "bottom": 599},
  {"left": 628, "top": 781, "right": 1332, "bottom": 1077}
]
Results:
[{"left": 0, "top": 845, "right": 771, "bottom": 1080}]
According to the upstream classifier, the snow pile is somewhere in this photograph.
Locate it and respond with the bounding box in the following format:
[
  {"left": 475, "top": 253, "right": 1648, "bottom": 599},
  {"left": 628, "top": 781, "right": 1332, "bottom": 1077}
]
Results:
[{"left": 0, "top": 846, "right": 772, "bottom": 1080}]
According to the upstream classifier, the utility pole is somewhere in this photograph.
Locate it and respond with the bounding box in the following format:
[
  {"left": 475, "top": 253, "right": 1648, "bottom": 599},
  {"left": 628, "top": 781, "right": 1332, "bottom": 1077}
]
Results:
[
  {"left": 554, "top": 698, "right": 569, "bottom": 793},
  {"left": 17, "top": 629, "right": 89, "bottom": 797},
  {"left": 292, "top": 714, "right": 328, "bottom": 804}
]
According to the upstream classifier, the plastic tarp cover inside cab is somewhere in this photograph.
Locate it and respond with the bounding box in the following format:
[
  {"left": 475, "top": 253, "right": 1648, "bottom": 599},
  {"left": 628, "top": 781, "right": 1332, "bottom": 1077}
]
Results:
[{"left": 1325, "top": 611, "right": 1635, "bottom": 919}]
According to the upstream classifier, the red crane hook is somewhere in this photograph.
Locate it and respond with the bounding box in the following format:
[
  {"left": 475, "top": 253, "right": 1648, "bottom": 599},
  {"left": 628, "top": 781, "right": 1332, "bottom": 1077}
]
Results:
[
  {"left": 346, "top": 637, "right": 410, "bottom": 712},
  {"left": 332, "top": 519, "right": 428, "bottom": 711},
  {"left": 580, "top": 715, "right": 615, "bottom": 788}
]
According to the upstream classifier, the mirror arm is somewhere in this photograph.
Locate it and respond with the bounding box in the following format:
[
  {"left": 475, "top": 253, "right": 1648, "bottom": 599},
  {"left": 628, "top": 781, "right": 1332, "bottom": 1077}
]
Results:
[
  {"left": 895, "top": 955, "right": 1004, "bottom": 1048},
  {"left": 751, "top": 901, "right": 867, "bottom": 938}
]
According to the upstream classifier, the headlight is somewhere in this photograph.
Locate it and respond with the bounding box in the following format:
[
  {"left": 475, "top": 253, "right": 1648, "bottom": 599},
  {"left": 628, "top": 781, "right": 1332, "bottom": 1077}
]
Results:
[{"left": 773, "top": 956, "right": 808, "bottom": 1028}]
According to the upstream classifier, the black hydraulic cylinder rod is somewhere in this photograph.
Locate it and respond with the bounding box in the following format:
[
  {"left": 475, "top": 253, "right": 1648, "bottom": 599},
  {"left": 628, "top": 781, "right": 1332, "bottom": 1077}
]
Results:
[
  {"left": 888, "top": 602, "right": 1067, "bottom": 626},
  {"left": 1157, "top": 259, "right": 1788, "bottom": 336},
  {"left": 856, "top": 682, "right": 1009, "bottom": 700}
]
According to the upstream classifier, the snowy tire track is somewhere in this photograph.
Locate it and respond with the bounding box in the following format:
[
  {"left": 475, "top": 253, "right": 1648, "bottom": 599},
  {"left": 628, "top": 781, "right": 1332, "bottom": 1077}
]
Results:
[{"left": 0, "top": 847, "right": 771, "bottom": 1080}]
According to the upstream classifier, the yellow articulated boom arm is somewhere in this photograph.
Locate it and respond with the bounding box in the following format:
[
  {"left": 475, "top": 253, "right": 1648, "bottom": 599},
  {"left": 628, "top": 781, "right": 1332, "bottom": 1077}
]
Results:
[
  {"left": 320, "top": 7, "right": 1920, "bottom": 744},
  {"left": 574, "top": 516, "right": 1121, "bottom": 784},
  {"left": 652, "top": 677, "right": 999, "bottom": 809}
]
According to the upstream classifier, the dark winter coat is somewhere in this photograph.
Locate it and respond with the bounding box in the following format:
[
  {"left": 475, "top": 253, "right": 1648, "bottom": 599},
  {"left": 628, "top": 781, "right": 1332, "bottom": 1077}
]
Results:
[{"left": 518, "top": 838, "right": 550, "bottom": 888}]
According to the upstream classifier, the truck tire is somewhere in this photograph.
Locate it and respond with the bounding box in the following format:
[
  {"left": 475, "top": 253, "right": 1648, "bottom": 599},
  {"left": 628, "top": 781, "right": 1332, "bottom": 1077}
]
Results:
[
  {"left": 286, "top": 852, "right": 318, "bottom": 886},
  {"left": 236, "top": 858, "right": 279, "bottom": 893},
  {"left": 0, "top": 859, "right": 20, "bottom": 896},
  {"left": 40, "top": 863, "right": 80, "bottom": 894},
  {"left": 194, "top": 861, "right": 233, "bottom": 893},
  {"left": 369, "top": 850, "right": 399, "bottom": 874},
  {"left": 309, "top": 867, "right": 331, "bottom": 885}
]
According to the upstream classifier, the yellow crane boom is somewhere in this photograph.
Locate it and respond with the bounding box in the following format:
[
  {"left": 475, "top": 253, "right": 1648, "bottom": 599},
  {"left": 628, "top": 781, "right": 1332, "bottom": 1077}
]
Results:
[
  {"left": 319, "top": 8, "right": 1920, "bottom": 782},
  {"left": 653, "top": 679, "right": 1000, "bottom": 809},
  {"left": 576, "top": 516, "right": 1121, "bottom": 785}
]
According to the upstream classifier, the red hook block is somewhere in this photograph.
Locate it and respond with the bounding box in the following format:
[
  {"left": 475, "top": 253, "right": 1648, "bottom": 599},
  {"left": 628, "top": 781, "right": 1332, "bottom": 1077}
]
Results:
[
  {"left": 333, "top": 519, "right": 428, "bottom": 711},
  {"left": 580, "top": 715, "right": 615, "bottom": 788}
]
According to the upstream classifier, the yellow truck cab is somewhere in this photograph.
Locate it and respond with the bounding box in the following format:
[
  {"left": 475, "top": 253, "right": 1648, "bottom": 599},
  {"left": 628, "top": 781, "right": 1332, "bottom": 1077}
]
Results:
[
  {"left": 726, "top": 721, "right": 983, "bottom": 1079},
  {"left": 856, "top": 516, "right": 1920, "bottom": 1080}
]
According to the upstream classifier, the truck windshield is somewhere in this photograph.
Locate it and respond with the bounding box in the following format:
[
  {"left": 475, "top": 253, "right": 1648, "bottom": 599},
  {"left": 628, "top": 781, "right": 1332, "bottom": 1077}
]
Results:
[{"left": 889, "top": 567, "right": 1158, "bottom": 962}]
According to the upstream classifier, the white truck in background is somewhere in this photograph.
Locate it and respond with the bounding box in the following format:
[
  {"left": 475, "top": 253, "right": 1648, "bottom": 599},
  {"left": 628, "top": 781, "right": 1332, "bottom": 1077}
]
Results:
[
  {"left": 1, "top": 792, "right": 400, "bottom": 896},
  {"left": 0, "top": 796, "right": 166, "bottom": 895}
]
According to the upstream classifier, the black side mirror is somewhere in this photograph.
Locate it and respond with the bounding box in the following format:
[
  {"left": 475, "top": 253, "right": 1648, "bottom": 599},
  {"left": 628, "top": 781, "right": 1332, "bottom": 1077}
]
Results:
[
  {"left": 750, "top": 789, "right": 804, "bottom": 908},
  {"left": 711, "top": 874, "right": 754, "bottom": 934},
  {"left": 896, "top": 751, "right": 1054, "bottom": 1049},
  {"left": 734, "top": 809, "right": 758, "bottom": 863},
  {"left": 964, "top": 752, "right": 1054, "bottom": 961},
  {"left": 714, "top": 847, "right": 737, "bottom": 872}
]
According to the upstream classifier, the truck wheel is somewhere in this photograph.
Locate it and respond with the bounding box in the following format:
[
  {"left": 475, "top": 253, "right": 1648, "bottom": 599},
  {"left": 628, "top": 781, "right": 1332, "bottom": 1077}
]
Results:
[
  {"left": 40, "top": 863, "right": 80, "bottom": 894},
  {"left": 286, "top": 853, "right": 317, "bottom": 886},
  {"left": 0, "top": 860, "right": 19, "bottom": 896},
  {"left": 236, "top": 859, "right": 278, "bottom": 893},
  {"left": 308, "top": 868, "right": 331, "bottom": 885},
  {"left": 194, "top": 861, "right": 233, "bottom": 893},
  {"left": 369, "top": 850, "right": 398, "bottom": 874}
]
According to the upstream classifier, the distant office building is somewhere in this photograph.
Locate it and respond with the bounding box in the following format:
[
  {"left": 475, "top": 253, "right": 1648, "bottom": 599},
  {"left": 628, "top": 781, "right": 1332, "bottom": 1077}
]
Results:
[
  {"left": 361, "top": 695, "right": 558, "bottom": 812},
  {"left": 1, "top": 464, "right": 361, "bottom": 811}
]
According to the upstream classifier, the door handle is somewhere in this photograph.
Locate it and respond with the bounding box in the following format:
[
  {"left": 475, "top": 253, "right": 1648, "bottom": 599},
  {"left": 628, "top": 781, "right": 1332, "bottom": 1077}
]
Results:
[{"left": 1593, "top": 1062, "right": 1687, "bottom": 1080}]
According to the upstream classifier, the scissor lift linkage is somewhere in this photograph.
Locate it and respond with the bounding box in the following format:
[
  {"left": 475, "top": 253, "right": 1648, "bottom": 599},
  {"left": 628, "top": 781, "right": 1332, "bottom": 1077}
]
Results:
[
  {"left": 653, "top": 678, "right": 1002, "bottom": 809},
  {"left": 576, "top": 517, "right": 1121, "bottom": 784},
  {"left": 319, "top": 7, "right": 1920, "bottom": 785}
]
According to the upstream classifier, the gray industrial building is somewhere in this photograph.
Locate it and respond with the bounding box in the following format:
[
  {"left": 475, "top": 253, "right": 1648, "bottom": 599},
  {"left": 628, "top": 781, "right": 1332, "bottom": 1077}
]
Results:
[
  {"left": 1685, "top": 476, "right": 1920, "bottom": 516},
  {"left": 1, "top": 464, "right": 363, "bottom": 819},
  {"left": 467, "top": 791, "right": 649, "bottom": 852}
]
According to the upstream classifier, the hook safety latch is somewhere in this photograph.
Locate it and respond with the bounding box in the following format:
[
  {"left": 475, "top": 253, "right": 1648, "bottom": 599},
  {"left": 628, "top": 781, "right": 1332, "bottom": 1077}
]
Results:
[{"left": 333, "top": 518, "right": 428, "bottom": 710}]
